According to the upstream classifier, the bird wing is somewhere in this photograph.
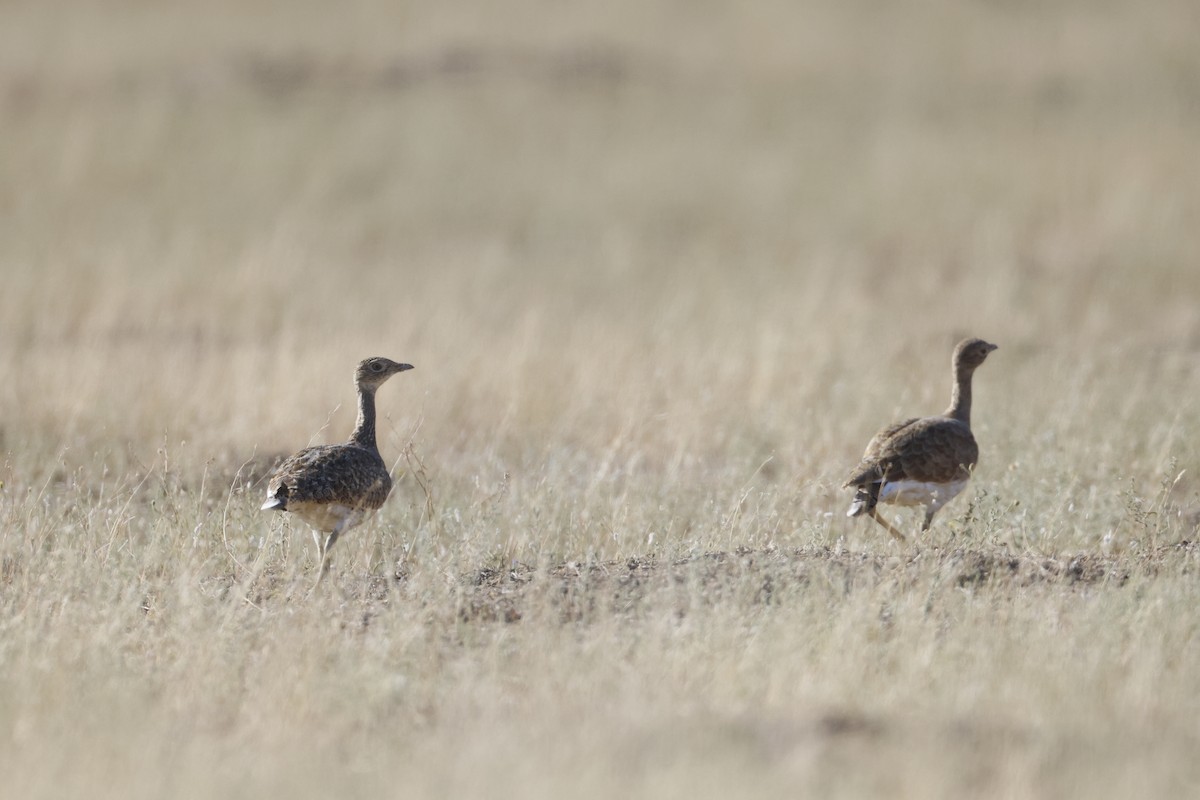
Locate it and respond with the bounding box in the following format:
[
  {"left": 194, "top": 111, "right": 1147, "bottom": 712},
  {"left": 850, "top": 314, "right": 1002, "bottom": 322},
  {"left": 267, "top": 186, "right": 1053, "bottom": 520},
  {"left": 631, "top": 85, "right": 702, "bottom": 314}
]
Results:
[
  {"left": 844, "top": 418, "right": 919, "bottom": 487},
  {"left": 845, "top": 416, "right": 978, "bottom": 487},
  {"left": 863, "top": 418, "right": 921, "bottom": 460},
  {"left": 265, "top": 444, "right": 393, "bottom": 510}
]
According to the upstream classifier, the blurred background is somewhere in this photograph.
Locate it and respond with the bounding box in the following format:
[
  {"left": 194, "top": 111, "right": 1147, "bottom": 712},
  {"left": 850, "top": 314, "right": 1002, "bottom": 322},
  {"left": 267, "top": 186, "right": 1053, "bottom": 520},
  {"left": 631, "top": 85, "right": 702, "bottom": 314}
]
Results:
[{"left": 1, "top": 0, "right": 1198, "bottom": 550}]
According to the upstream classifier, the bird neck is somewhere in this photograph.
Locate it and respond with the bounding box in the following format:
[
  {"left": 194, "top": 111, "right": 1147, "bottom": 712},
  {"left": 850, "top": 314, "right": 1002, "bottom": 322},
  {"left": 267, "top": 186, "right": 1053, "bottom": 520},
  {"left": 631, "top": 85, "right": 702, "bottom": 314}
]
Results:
[
  {"left": 350, "top": 385, "right": 380, "bottom": 451},
  {"left": 945, "top": 365, "right": 974, "bottom": 425}
]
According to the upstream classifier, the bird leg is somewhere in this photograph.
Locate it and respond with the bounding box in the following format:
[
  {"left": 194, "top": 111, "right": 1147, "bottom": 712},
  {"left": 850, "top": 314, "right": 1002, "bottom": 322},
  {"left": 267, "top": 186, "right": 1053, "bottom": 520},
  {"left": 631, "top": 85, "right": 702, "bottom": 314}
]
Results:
[
  {"left": 322, "top": 529, "right": 342, "bottom": 561},
  {"left": 868, "top": 509, "right": 907, "bottom": 542},
  {"left": 310, "top": 531, "right": 339, "bottom": 589},
  {"left": 316, "top": 530, "right": 341, "bottom": 582},
  {"left": 312, "top": 513, "right": 358, "bottom": 589}
]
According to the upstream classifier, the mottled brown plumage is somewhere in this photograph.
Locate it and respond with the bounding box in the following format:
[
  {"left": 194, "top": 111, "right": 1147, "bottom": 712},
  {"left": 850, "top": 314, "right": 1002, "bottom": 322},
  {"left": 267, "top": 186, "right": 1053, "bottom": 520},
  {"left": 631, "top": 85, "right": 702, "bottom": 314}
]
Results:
[
  {"left": 262, "top": 357, "right": 413, "bottom": 579},
  {"left": 844, "top": 338, "right": 997, "bottom": 541}
]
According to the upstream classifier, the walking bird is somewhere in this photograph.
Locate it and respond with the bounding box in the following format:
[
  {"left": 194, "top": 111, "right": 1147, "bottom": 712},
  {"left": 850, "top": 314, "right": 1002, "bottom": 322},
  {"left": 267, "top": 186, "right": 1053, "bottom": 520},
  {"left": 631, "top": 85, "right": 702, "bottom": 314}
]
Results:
[
  {"left": 844, "top": 338, "right": 997, "bottom": 542},
  {"left": 262, "top": 357, "right": 413, "bottom": 580}
]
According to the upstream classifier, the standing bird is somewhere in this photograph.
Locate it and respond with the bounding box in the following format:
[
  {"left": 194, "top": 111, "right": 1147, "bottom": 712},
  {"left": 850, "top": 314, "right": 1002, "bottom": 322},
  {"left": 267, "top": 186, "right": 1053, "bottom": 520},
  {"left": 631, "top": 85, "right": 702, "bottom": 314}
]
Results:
[
  {"left": 843, "top": 338, "right": 997, "bottom": 542},
  {"left": 262, "top": 357, "right": 414, "bottom": 580}
]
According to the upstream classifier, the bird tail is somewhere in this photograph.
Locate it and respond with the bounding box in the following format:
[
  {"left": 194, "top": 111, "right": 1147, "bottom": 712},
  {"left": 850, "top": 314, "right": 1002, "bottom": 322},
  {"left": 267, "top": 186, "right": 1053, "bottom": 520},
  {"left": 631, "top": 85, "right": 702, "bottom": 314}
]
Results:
[
  {"left": 846, "top": 483, "right": 880, "bottom": 518},
  {"left": 261, "top": 496, "right": 287, "bottom": 511}
]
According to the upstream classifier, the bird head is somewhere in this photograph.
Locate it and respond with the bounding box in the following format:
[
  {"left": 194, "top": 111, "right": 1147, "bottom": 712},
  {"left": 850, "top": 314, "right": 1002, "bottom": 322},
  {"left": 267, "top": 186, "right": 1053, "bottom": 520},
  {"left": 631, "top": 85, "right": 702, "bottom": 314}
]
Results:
[
  {"left": 953, "top": 338, "right": 998, "bottom": 370},
  {"left": 355, "top": 357, "right": 414, "bottom": 390}
]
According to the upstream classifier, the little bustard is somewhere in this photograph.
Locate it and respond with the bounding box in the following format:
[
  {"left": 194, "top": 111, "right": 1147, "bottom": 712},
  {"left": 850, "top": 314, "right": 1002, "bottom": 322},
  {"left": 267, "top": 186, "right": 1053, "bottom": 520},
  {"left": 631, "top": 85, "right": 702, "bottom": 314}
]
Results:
[
  {"left": 843, "top": 337, "right": 997, "bottom": 542},
  {"left": 262, "top": 357, "right": 414, "bottom": 579}
]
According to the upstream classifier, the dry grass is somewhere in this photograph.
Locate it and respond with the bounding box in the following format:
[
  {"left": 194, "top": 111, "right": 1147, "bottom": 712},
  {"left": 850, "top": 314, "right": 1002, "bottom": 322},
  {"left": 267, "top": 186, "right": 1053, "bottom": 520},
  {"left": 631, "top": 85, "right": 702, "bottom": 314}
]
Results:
[{"left": 3, "top": 0, "right": 1200, "bottom": 797}]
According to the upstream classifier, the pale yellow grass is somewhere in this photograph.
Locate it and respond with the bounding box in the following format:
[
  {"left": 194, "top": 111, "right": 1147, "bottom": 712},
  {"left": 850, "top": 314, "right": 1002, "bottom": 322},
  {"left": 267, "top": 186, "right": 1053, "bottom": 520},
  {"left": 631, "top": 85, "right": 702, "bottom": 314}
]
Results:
[{"left": 2, "top": 0, "right": 1200, "bottom": 797}]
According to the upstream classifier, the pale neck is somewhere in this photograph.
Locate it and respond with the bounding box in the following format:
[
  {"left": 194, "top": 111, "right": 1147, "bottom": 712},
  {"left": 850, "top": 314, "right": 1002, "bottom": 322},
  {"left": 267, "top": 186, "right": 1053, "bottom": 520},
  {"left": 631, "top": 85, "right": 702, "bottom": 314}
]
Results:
[
  {"left": 350, "top": 385, "right": 379, "bottom": 451},
  {"left": 945, "top": 365, "right": 974, "bottom": 425}
]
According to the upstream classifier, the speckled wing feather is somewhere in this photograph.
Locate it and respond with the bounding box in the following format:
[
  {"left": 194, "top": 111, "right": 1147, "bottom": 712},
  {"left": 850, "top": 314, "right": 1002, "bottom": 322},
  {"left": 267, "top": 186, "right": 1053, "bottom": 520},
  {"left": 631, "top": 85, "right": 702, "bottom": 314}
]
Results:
[
  {"left": 845, "top": 416, "right": 978, "bottom": 488},
  {"left": 844, "top": 418, "right": 917, "bottom": 487},
  {"left": 265, "top": 444, "right": 393, "bottom": 511},
  {"left": 863, "top": 418, "right": 920, "bottom": 461}
]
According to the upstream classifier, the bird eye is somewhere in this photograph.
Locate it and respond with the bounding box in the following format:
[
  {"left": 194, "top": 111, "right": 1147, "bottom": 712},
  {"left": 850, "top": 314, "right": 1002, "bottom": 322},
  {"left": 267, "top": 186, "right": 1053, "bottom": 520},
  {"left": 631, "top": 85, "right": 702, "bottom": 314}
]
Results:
[{"left": 370, "top": 361, "right": 384, "bottom": 372}]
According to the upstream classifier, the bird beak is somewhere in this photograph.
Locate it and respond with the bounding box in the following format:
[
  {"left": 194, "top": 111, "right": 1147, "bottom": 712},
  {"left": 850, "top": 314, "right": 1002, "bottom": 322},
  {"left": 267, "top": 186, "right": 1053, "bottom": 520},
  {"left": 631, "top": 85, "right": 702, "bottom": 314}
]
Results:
[{"left": 398, "top": 363, "right": 415, "bottom": 372}]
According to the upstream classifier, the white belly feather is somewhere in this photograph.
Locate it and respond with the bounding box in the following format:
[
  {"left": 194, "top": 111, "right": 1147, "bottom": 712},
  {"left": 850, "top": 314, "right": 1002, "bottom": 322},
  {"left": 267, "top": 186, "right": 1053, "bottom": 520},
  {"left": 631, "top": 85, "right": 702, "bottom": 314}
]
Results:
[
  {"left": 878, "top": 478, "right": 969, "bottom": 511},
  {"left": 286, "top": 501, "right": 369, "bottom": 534}
]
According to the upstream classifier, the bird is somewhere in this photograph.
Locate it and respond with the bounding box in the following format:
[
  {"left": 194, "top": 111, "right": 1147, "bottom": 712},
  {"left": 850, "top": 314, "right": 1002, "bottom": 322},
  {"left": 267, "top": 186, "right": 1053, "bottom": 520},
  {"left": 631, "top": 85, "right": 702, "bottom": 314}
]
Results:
[
  {"left": 262, "top": 357, "right": 414, "bottom": 581},
  {"left": 843, "top": 337, "right": 997, "bottom": 542}
]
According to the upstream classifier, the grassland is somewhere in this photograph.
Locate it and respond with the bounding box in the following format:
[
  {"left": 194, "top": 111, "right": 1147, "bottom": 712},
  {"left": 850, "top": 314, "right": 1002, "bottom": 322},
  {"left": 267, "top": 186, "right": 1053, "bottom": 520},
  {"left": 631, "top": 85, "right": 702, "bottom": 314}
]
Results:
[{"left": 2, "top": 0, "right": 1200, "bottom": 797}]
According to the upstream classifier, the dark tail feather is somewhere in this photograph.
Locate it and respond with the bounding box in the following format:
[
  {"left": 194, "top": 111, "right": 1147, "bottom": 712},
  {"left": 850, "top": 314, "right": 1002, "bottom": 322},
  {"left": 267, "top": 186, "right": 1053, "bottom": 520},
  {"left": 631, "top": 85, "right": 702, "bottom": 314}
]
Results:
[
  {"left": 846, "top": 482, "right": 881, "bottom": 518},
  {"left": 261, "top": 495, "right": 287, "bottom": 512}
]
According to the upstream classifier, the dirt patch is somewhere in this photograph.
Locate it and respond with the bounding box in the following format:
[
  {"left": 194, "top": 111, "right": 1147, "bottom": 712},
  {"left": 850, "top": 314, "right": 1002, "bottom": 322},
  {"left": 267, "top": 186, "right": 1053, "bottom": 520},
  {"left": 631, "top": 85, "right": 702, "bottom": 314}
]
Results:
[
  {"left": 948, "top": 549, "right": 1125, "bottom": 588},
  {"left": 457, "top": 544, "right": 1137, "bottom": 623},
  {"left": 199, "top": 542, "right": 1187, "bottom": 623}
]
